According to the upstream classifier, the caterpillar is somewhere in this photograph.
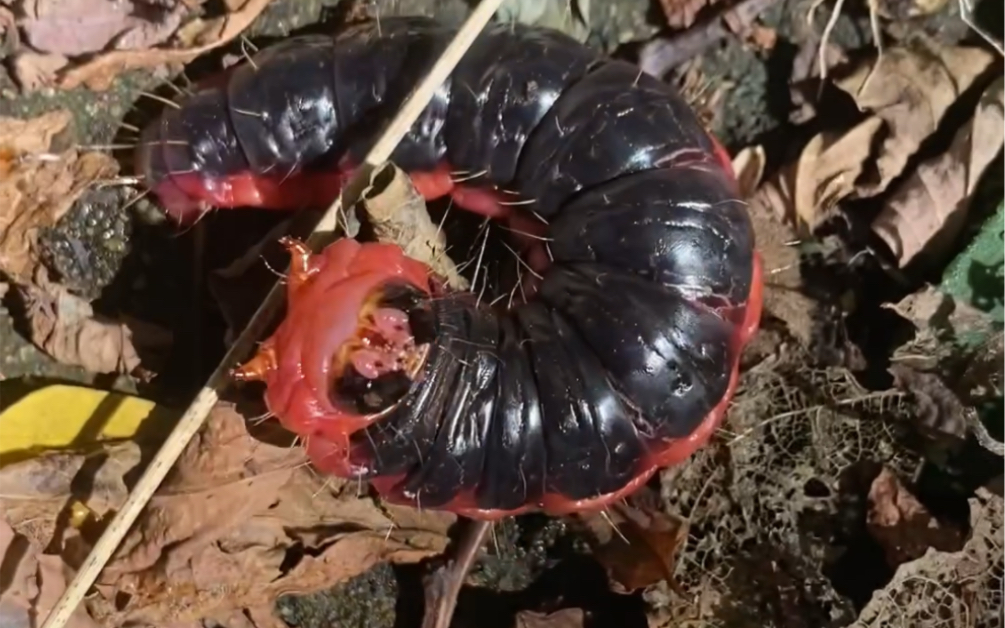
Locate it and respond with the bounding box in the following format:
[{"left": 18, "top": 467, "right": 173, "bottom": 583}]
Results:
[{"left": 137, "top": 15, "right": 764, "bottom": 520}]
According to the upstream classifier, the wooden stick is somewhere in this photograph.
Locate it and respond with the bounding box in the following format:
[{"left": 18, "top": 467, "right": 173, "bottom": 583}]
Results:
[
  {"left": 38, "top": 2, "right": 506, "bottom": 627},
  {"left": 421, "top": 520, "right": 494, "bottom": 628}
]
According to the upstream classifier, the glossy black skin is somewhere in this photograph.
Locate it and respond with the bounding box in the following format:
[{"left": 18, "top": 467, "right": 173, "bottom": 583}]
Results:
[{"left": 142, "top": 16, "right": 755, "bottom": 512}]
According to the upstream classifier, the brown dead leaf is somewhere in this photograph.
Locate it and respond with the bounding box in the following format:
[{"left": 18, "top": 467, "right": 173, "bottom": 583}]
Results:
[
  {"left": 207, "top": 606, "right": 288, "bottom": 628},
  {"left": 0, "top": 519, "right": 100, "bottom": 628},
  {"left": 0, "top": 400, "right": 454, "bottom": 627},
  {"left": 363, "top": 162, "right": 467, "bottom": 290},
  {"left": 579, "top": 488, "right": 687, "bottom": 593},
  {"left": 885, "top": 284, "right": 997, "bottom": 345},
  {"left": 515, "top": 608, "right": 587, "bottom": 628},
  {"left": 99, "top": 403, "right": 308, "bottom": 576},
  {"left": 57, "top": 0, "right": 274, "bottom": 90},
  {"left": 0, "top": 5, "right": 15, "bottom": 42},
  {"left": 19, "top": 0, "right": 188, "bottom": 57},
  {"left": 755, "top": 118, "right": 885, "bottom": 233},
  {"left": 872, "top": 76, "right": 1004, "bottom": 267},
  {"left": 744, "top": 23, "right": 777, "bottom": 51},
  {"left": 792, "top": 119, "right": 885, "bottom": 230},
  {"left": 885, "top": 284, "right": 999, "bottom": 375},
  {"left": 0, "top": 110, "right": 73, "bottom": 155},
  {"left": 835, "top": 37, "right": 995, "bottom": 198},
  {"left": 658, "top": 0, "right": 713, "bottom": 29},
  {"left": 737, "top": 145, "right": 821, "bottom": 346},
  {"left": 889, "top": 363, "right": 971, "bottom": 442},
  {"left": 731, "top": 145, "right": 766, "bottom": 200},
  {"left": 789, "top": 27, "right": 848, "bottom": 125},
  {"left": 0, "top": 441, "right": 142, "bottom": 546},
  {"left": 856, "top": 488, "right": 1001, "bottom": 627},
  {"left": 9, "top": 50, "right": 69, "bottom": 91},
  {"left": 20, "top": 272, "right": 172, "bottom": 374},
  {"left": 77, "top": 402, "right": 455, "bottom": 627},
  {"left": 0, "top": 111, "right": 118, "bottom": 285},
  {"left": 866, "top": 467, "right": 966, "bottom": 568}
]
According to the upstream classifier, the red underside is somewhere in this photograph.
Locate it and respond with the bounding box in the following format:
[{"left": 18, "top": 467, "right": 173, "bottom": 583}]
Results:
[{"left": 152, "top": 134, "right": 764, "bottom": 519}]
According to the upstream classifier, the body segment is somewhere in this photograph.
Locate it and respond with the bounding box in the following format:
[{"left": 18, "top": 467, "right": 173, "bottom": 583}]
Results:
[{"left": 139, "top": 16, "right": 763, "bottom": 519}]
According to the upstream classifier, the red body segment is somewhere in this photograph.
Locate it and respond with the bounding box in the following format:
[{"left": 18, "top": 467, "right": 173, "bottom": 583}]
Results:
[
  {"left": 244, "top": 238, "right": 433, "bottom": 476},
  {"left": 142, "top": 17, "right": 763, "bottom": 518},
  {"left": 228, "top": 143, "right": 763, "bottom": 519}
]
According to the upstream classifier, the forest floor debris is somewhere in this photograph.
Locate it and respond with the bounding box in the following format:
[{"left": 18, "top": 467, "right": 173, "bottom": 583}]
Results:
[{"left": 0, "top": 0, "right": 1001, "bottom": 627}]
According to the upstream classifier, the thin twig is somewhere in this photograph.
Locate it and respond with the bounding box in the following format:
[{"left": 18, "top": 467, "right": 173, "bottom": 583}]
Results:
[
  {"left": 638, "top": 0, "right": 782, "bottom": 78},
  {"left": 965, "top": 408, "right": 1005, "bottom": 458},
  {"left": 37, "top": 2, "right": 506, "bottom": 627},
  {"left": 421, "top": 520, "right": 494, "bottom": 628}
]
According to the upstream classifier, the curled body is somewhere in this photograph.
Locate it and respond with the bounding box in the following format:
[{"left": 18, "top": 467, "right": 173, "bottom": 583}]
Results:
[{"left": 138, "top": 16, "right": 764, "bottom": 519}]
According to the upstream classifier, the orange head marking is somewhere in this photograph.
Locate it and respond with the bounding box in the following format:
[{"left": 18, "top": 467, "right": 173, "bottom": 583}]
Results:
[
  {"left": 278, "top": 236, "right": 320, "bottom": 295},
  {"left": 231, "top": 344, "right": 278, "bottom": 382}
]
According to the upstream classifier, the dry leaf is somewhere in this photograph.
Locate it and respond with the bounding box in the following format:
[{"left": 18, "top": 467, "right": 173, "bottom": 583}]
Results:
[
  {"left": 911, "top": 0, "right": 949, "bottom": 14},
  {"left": 515, "top": 608, "right": 586, "bottom": 628},
  {"left": 0, "top": 109, "right": 73, "bottom": 155},
  {"left": 0, "top": 441, "right": 142, "bottom": 546},
  {"left": 19, "top": 0, "right": 188, "bottom": 57},
  {"left": 835, "top": 38, "right": 995, "bottom": 198},
  {"left": 744, "top": 169, "right": 818, "bottom": 346},
  {"left": 731, "top": 144, "right": 766, "bottom": 199},
  {"left": 745, "top": 23, "right": 777, "bottom": 51},
  {"left": 738, "top": 117, "right": 884, "bottom": 233},
  {"left": 885, "top": 284, "right": 997, "bottom": 341},
  {"left": 789, "top": 30, "right": 848, "bottom": 124},
  {"left": 854, "top": 488, "right": 1002, "bottom": 628},
  {"left": 884, "top": 284, "right": 998, "bottom": 372},
  {"left": 56, "top": 0, "right": 274, "bottom": 90},
  {"left": 99, "top": 413, "right": 304, "bottom": 576},
  {"left": 0, "top": 5, "right": 15, "bottom": 41},
  {"left": 9, "top": 50, "right": 69, "bottom": 90},
  {"left": 208, "top": 606, "right": 288, "bottom": 628},
  {"left": 70, "top": 402, "right": 455, "bottom": 627},
  {"left": 791, "top": 119, "right": 885, "bottom": 230},
  {"left": 21, "top": 273, "right": 172, "bottom": 374},
  {"left": 0, "top": 111, "right": 118, "bottom": 285},
  {"left": 363, "top": 162, "right": 468, "bottom": 290},
  {"left": 0, "top": 520, "right": 100, "bottom": 628},
  {"left": 579, "top": 489, "right": 687, "bottom": 593},
  {"left": 872, "top": 76, "right": 1005, "bottom": 267},
  {"left": 0, "top": 402, "right": 454, "bottom": 627},
  {"left": 658, "top": 0, "right": 713, "bottom": 29},
  {"left": 888, "top": 364, "right": 972, "bottom": 442},
  {"left": 866, "top": 467, "right": 966, "bottom": 568}
]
